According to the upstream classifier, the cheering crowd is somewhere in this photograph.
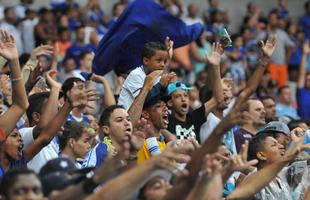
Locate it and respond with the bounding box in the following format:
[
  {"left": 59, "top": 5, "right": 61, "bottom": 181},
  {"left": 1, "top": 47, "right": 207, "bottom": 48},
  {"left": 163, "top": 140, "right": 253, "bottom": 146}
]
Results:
[{"left": 1, "top": 0, "right": 310, "bottom": 199}]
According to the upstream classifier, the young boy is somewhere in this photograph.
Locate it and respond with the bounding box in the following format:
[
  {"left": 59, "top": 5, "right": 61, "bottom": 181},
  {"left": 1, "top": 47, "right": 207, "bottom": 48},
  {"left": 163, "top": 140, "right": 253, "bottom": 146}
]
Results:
[{"left": 118, "top": 39, "right": 174, "bottom": 110}]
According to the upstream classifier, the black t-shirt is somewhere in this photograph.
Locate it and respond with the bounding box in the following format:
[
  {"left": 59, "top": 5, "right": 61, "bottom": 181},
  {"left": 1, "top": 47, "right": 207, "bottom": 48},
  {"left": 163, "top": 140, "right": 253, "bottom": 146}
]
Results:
[{"left": 168, "top": 106, "right": 206, "bottom": 143}]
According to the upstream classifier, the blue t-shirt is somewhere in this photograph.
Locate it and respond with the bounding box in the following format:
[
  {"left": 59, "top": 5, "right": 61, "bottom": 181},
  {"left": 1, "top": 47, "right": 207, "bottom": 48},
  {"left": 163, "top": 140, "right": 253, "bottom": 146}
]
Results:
[
  {"left": 82, "top": 142, "right": 109, "bottom": 168},
  {"left": 299, "top": 15, "right": 310, "bottom": 40},
  {"left": 67, "top": 113, "right": 90, "bottom": 124},
  {"left": 0, "top": 152, "right": 27, "bottom": 179},
  {"left": 297, "top": 88, "right": 310, "bottom": 120}
]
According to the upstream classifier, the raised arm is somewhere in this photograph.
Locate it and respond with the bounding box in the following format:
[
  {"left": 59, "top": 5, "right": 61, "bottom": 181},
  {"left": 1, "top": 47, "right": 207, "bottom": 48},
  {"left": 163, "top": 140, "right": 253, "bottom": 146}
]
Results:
[
  {"left": 238, "top": 36, "right": 276, "bottom": 101},
  {"left": 90, "top": 74, "right": 116, "bottom": 107},
  {"left": 24, "top": 83, "right": 98, "bottom": 161},
  {"left": 128, "top": 70, "right": 162, "bottom": 125},
  {"left": 0, "top": 30, "right": 29, "bottom": 136},
  {"left": 32, "top": 70, "right": 61, "bottom": 139},
  {"left": 203, "top": 43, "right": 224, "bottom": 116},
  {"left": 297, "top": 41, "right": 310, "bottom": 88},
  {"left": 228, "top": 129, "right": 309, "bottom": 199},
  {"left": 21, "top": 45, "right": 53, "bottom": 84}
]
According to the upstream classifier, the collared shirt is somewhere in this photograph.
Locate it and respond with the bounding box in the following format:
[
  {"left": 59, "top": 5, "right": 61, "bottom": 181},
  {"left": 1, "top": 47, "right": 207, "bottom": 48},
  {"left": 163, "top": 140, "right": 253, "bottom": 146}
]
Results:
[{"left": 118, "top": 66, "right": 160, "bottom": 110}]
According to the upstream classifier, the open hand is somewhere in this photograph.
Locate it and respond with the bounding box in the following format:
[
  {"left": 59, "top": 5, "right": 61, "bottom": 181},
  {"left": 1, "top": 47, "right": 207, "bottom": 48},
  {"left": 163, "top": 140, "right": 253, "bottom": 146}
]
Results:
[
  {"left": 0, "top": 30, "right": 18, "bottom": 60},
  {"left": 31, "top": 44, "right": 54, "bottom": 59},
  {"left": 225, "top": 141, "right": 258, "bottom": 174},
  {"left": 67, "top": 82, "right": 99, "bottom": 108},
  {"left": 130, "top": 118, "right": 149, "bottom": 151},
  {"left": 257, "top": 35, "right": 277, "bottom": 58},
  {"left": 206, "top": 42, "right": 223, "bottom": 66}
]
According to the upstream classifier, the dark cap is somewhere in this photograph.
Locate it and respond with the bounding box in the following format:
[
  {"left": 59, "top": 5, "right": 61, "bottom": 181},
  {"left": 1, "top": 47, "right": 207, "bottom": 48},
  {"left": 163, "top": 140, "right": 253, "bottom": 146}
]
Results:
[
  {"left": 39, "top": 157, "right": 92, "bottom": 177},
  {"left": 143, "top": 94, "right": 170, "bottom": 109},
  {"left": 39, "top": 157, "right": 93, "bottom": 196},
  {"left": 256, "top": 121, "right": 290, "bottom": 136}
]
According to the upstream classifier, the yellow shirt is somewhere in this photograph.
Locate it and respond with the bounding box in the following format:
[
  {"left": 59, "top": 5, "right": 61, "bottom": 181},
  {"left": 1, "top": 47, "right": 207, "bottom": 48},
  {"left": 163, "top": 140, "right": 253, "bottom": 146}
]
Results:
[{"left": 137, "top": 139, "right": 166, "bottom": 164}]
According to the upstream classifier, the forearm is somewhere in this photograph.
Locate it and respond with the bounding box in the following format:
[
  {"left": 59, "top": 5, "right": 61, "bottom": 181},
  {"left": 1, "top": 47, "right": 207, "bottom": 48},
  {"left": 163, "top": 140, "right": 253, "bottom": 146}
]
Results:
[
  {"left": 297, "top": 53, "right": 308, "bottom": 88},
  {"left": 241, "top": 57, "right": 268, "bottom": 98},
  {"left": 24, "top": 102, "right": 72, "bottom": 161},
  {"left": 10, "top": 58, "right": 29, "bottom": 110},
  {"left": 87, "top": 160, "right": 155, "bottom": 200},
  {"left": 33, "top": 86, "right": 60, "bottom": 138},
  {"left": 49, "top": 184, "right": 87, "bottom": 200},
  {"left": 128, "top": 87, "right": 151, "bottom": 126},
  {"left": 92, "top": 155, "right": 123, "bottom": 184},
  {"left": 186, "top": 175, "right": 210, "bottom": 200},
  {"left": 228, "top": 159, "right": 288, "bottom": 199},
  {"left": 101, "top": 79, "right": 116, "bottom": 106},
  {"left": 209, "top": 66, "right": 223, "bottom": 103}
]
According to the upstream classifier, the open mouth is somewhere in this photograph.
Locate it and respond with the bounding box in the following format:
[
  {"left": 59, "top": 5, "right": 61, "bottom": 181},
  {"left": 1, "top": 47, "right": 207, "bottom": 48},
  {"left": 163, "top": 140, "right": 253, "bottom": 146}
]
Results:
[
  {"left": 17, "top": 144, "right": 23, "bottom": 156},
  {"left": 180, "top": 103, "right": 188, "bottom": 112},
  {"left": 125, "top": 128, "right": 132, "bottom": 134},
  {"left": 162, "top": 112, "right": 169, "bottom": 126}
]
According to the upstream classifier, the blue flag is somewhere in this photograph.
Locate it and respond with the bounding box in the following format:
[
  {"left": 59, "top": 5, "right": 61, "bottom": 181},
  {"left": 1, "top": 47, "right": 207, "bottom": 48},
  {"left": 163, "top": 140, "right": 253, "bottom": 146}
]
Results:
[{"left": 93, "top": 0, "right": 204, "bottom": 75}]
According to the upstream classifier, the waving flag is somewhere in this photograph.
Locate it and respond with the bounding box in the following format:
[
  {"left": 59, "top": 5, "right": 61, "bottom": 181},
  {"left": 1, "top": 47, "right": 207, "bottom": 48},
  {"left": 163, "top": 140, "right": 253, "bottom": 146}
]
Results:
[{"left": 93, "top": 0, "right": 204, "bottom": 75}]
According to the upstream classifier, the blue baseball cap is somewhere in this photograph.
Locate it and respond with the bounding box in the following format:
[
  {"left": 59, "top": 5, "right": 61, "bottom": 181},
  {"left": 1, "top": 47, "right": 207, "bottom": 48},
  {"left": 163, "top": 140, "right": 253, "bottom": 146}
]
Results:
[{"left": 167, "top": 81, "right": 192, "bottom": 96}]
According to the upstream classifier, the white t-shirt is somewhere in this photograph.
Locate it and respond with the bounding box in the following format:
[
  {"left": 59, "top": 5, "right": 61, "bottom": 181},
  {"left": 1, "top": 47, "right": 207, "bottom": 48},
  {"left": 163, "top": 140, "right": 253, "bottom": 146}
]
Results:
[
  {"left": 118, "top": 66, "right": 160, "bottom": 110},
  {"left": 19, "top": 127, "right": 59, "bottom": 173},
  {"left": 199, "top": 99, "right": 234, "bottom": 143}
]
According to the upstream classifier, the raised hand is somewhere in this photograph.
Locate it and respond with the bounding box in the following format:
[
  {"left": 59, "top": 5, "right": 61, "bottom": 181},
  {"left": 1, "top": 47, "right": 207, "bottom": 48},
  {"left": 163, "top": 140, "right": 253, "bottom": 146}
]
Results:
[
  {"left": 66, "top": 82, "right": 99, "bottom": 108},
  {"left": 46, "top": 69, "right": 61, "bottom": 89},
  {"left": 205, "top": 43, "right": 223, "bottom": 66},
  {"left": 31, "top": 44, "right": 54, "bottom": 59},
  {"left": 129, "top": 118, "right": 148, "bottom": 151},
  {"left": 0, "top": 30, "right": 18, "bottom": 60},
  {"left": 225, "top": 141, "right": 258, "bottom": 174},
  {"left": 165, "top": 36, "right": 174, "bottom": 59},
  {"left": 144, "top": 70, "right": 163, "bottom": 90},
  {"left": 284, "top": 127, "right": 310, "bottom": 161},
  {"left": 257, "top": 35, "right": 277, "bottom": 58}
]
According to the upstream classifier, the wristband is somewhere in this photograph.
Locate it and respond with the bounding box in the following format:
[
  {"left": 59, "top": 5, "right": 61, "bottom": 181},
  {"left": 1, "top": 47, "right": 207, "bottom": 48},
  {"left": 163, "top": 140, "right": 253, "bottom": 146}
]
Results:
[{"left": 258, "top": 57, "right": 270, "bottom": 67}]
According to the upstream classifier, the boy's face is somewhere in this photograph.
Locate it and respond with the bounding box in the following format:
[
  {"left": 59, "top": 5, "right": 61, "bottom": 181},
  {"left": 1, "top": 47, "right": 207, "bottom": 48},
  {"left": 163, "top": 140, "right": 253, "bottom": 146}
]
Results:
[{"left": 143, "top": 50, "right": 169, "bottom": 72}]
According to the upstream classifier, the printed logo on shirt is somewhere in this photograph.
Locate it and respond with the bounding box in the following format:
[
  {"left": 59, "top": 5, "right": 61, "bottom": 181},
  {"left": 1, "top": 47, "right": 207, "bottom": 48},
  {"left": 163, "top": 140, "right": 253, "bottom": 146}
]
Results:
[{"left": 175, "top": 125, "right": 196, "bottom": 140}]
